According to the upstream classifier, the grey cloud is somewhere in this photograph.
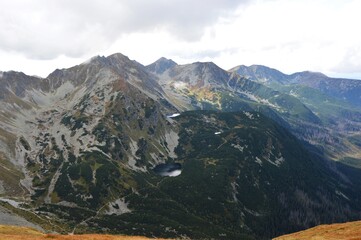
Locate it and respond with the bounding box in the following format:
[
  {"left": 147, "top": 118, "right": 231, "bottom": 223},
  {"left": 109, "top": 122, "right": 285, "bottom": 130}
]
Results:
[{"left": 0, "top": 0, "right": 249, "bottom": 60}]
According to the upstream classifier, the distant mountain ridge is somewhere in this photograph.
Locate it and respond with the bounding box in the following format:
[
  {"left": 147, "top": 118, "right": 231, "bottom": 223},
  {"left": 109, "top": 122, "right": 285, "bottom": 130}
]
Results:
[
  {"left": 231, "top": 64, "right": 361, "bottom": 107},
  {"left": 146, "top": 57, "right": 177, "bottom": 74}
]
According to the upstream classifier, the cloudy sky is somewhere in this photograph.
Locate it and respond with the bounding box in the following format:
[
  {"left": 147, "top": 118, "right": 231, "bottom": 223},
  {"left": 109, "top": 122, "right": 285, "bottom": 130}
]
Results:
[{"left": 1, "top": 0, "right": 361, "bottom": 79}]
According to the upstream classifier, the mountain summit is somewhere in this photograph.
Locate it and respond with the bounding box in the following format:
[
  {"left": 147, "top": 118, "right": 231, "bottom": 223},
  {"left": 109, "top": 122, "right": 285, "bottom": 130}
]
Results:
[
  {"left": 229, "top": 64, "right": 289, "bottom": 84},
  {"left": 146, "top": 57, "right": 177, "bottom": 74}
]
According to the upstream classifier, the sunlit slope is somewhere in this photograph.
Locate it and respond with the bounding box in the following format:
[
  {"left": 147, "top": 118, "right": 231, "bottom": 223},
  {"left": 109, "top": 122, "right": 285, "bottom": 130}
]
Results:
[
  {"left": 0, "top": 224, "right": 168, "bottom": 240},
  {"left": 273, "top": 220, "right": 361, "bottom": 240}
]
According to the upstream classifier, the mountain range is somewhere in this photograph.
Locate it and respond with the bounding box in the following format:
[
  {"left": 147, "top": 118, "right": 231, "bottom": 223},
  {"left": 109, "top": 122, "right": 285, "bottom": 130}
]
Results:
[{"left": 0, "top": 53, "right": 360, "bottom": 239}]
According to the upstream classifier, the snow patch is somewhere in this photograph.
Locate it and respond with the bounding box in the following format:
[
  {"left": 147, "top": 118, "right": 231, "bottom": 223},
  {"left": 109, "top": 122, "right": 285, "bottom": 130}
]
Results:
[
  {"left": 168, "top": 169, "right": 182, "bottom": 177},
  {"left": 167, "top": 113, "right": 181, "bottom": 118}
]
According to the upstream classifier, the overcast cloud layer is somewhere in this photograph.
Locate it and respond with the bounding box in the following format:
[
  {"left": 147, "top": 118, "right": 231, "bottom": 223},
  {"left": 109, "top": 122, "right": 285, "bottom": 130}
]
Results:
[{"left": 0, "top": 0, "right": 361, "bottom": 79}]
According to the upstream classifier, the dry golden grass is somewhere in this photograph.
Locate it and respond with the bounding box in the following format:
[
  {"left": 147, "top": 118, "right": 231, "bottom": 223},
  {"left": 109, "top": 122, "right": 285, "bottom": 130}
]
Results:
[
  {"left": 273, "top": 220, "right": 361, "bottom": 240},
  {"left": 0, "top": 225, "right": 169, "bottom": 240}
]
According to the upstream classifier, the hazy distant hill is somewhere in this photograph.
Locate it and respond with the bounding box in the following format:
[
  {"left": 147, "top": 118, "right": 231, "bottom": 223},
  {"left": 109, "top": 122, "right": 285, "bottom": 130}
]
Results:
[
  {"left": 231, "top": 64, "right": 361, "bottom": 107},
  {"left": 230, "top": 64, "right": 361, "bottom": 167}
]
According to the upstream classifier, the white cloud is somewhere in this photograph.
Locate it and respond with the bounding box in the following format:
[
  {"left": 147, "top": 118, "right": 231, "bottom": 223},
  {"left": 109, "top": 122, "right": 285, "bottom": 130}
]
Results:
[
  {"left": 0, "top": 50, "right": 83, "bottom": 77},
  {"left": 202, "top": 0, "right": 361, "bottom": 78},
  {"left": 0, "top": 0, "right": 246, "bottom": 59},
  {"left": 0, "top": 0, "right": 361, "bottom": 79}
]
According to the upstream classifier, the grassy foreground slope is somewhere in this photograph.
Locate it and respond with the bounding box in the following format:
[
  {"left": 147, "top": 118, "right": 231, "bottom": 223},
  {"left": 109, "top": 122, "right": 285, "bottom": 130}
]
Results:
[
  {"left": 273, "top": 220, "right": 361, "bottom": 240},
  {"left": 0, "top": 225, "right": 168, "bottom": 240}
]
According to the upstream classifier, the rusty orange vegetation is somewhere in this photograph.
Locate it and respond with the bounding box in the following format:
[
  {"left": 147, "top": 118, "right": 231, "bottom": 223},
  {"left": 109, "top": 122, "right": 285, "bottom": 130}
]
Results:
[
  {"left": 273, "top": 220, "right": 361, "bottom": 240},
  {"left": 0, "top": 225, "right": 170, "bottom": 240}
]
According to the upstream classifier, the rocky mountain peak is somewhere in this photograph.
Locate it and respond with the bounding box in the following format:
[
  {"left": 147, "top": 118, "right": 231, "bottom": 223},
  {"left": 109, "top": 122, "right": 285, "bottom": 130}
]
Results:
[
  {"left": 146, "top": 57, "right": 177, "bottom": 74},
  {"left": 289, "top": 71, "right": 328, "bottom": 81},
  {"left": 230, "top": 64, "right": 288, "bottom": 84},
  {"left": 79, "top": 53, "right": 132, "bottom": 67},
  {"left": 107, "top": 52, "right": 135, "bottom": 66},
  {"left": 166, "top": 61, "right": 230, "bottom": 88},
  {"left": 46, "top": 53, "right": 154, "bottom": 91}
]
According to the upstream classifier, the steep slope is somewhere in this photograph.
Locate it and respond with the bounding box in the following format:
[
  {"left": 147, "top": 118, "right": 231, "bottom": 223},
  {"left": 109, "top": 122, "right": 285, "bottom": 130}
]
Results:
[
  {"left": 289, "top": 71, "right": 361, "bottom": 108},
  {"left": 1, "top": 53, "right": 178, "bottom": 205},
  {"left": 168, "top": 111, "right": 361, "bottom": 238},
  {"left": 273, "top": 220, "right": 361, "bottom": 240},
  {"left": 0, "top": 71, "right": 51, "bottom": 197}
]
